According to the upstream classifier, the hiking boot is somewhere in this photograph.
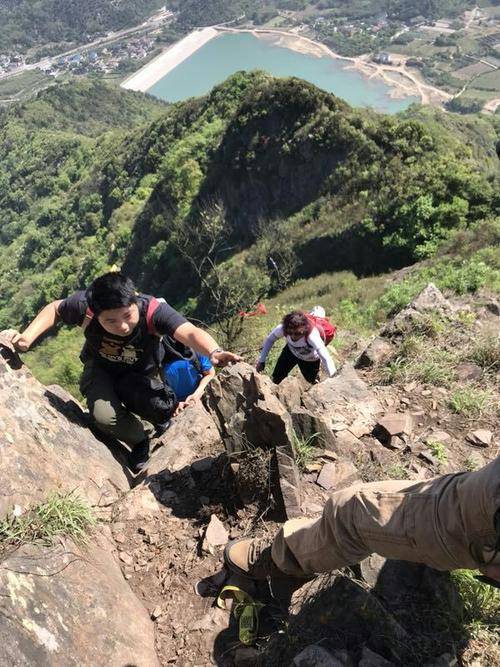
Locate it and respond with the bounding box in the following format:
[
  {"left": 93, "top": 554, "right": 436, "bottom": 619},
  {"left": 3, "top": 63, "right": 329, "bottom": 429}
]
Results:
[
  {"left": 224, "top": 537, "right": 286, "bottom": 580},
  {"left": 128, "top": 438, "right": 150, "bottom": 473}
]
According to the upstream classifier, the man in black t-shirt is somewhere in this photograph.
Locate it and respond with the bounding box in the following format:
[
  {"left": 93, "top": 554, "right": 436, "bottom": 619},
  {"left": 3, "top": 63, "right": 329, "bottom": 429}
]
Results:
[{"left": 2, "top": 272, "right": 240, "bottom": 472}]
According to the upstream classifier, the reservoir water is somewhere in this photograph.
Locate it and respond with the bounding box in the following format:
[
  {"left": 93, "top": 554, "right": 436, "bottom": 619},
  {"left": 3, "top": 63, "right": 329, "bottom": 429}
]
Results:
[{"left": 148, "top": 33, "right": 418, "bottom": 113}]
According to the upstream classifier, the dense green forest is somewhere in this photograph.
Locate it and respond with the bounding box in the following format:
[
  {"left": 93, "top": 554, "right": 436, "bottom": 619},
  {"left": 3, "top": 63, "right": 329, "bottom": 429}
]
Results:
[
  {"left": 0, "top": 74, "right": 498, "bottom": 334},
  {"left": 0, "top": 74, "right": 497, "bottom": 393},
  {"left": 0, "top": 0, "right": 164, "bottom": 51}
]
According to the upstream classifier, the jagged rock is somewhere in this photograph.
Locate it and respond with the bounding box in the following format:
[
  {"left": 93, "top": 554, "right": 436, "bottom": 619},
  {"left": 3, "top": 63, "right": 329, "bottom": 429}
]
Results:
[
  {"left": 485, "top": 300, "right": 500, "bottom": 316},
  {"left": 291, "top": 407, "right": 337, "bottom": 451},
  {"left": 455, "top": 362, "right": 483, "bottom": 381},
  {"left": 0, "top": 536, "right": 158, "bottom": 666},
  {"left": 316, "top": 460, "right": 360, "bottom": 491},
  {"left": 275, "top": 448, "right": 302, "bottom": 518},
  {"left": 382, "top": 284, "right": 451, "bottom": 337},
  {"left": 410, "top": 283, "right": 452, "bottom": 313},
  {"left": 359, "top": 647, "right": 395, "bottom": 667},
  {"left": 466, "top": 429, "right": 492, "bottom": 448},
  {"left": 202, "top": 514, "right": 229, "bottom": 553},
  {"left": 356, "top": 337, "right": 394, "bottom": 368},
  {"left": 326, "top": 577, "right": 408, "bottom": 661},
  {"left": 355, "top": 553, "right": 387, "bottom": 588},
  {"left": 276, "top": 375, "right": 304, "bottom": 412},
  {"left": 374, "top": 413, "right": 412, "bottom": 449},
  {"left": 302, "top": 364, "right": 383, "bottom": 450},
  {"left": 0, "top": 349, "right": 128, "bottom": 516},
  {"left": 144, "top": 402, "right": 222, "bottom": 478},
  {"left": 207, "top": 363, "right": 301, "bottom": 519},
  {"left": 293, "top": 645, "right": 351, "bottom": 667}
]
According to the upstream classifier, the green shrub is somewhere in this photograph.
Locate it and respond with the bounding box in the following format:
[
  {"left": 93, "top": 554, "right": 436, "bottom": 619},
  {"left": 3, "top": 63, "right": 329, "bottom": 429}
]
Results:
[{"left": 447, "top": 388, "right": 492, "bottom": 418}]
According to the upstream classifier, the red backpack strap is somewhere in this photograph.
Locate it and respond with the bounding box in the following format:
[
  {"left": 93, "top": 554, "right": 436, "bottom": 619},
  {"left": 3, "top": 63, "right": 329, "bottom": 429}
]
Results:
[{"left": 146, "top": 296, "right": 161, "bottom": 336}]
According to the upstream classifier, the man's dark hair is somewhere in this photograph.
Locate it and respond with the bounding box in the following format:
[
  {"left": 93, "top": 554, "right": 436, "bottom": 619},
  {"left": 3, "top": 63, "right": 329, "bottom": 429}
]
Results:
[{"left": 86, "top": 272, "right": 138, "bottom": 315}]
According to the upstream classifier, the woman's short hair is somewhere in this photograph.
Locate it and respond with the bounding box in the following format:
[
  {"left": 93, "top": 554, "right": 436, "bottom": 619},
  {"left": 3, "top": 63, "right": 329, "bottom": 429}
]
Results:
[{"left": 282, "top": 310, "right": 312, "bottom": 337}]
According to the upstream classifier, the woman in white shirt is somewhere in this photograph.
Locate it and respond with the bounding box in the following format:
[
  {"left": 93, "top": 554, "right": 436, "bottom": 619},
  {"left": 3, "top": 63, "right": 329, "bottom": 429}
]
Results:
[{"left": 256, "top": 308, "right": 337, "bottom": 384}]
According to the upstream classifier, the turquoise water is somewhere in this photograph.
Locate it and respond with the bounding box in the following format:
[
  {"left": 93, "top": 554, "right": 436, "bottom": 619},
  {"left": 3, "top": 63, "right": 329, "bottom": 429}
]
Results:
[{"left": 148, "top": 33, "right": 417, "bottom": 113}]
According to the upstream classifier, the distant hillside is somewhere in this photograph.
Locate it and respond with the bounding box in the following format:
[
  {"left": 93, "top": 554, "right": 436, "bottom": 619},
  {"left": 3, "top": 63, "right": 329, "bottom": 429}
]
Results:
[
  {"left": 0, "top": 73, "right": 498, "bottom": 339},
  {"left": 0, "top": 0, "right": 164, "bottom": 52},
  {"left": 166, "top": 0, "right": 475, "bottom": 29}
]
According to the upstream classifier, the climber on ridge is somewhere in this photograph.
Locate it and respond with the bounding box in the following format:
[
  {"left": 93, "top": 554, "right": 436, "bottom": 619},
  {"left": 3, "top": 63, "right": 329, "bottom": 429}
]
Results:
[
  {"left": 256, "top": 307, "right": 338, "bottom": 384},
  {"left": 1, "top": 272, "right": 240, "bottom": 472},
  {"left": 225, "top": 457, "right": 500, "bottom": 586}
]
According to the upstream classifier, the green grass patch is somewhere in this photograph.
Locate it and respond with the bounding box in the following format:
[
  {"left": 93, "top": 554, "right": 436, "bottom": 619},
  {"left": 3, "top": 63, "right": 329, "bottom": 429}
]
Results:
[
  {"left": 292, "top": 432, "right": 319, "bottom": 472},
  {"left": 468, "top": 330, "right": 500, "bottom": 372},
  {"left": 447, "top": 388, "right": 492, "bottom": 418},
  {"left": 451, "top": 569, "right": 500, "bottom": 632},
  {"left": 0, "top": 70, "right": 52, "bottom": 100},
  {"left": 378, "top": 334, "right": 457, "bottom": 387},
  {"left": 0, "top": 490, "right": 95, "bottom": 552}
]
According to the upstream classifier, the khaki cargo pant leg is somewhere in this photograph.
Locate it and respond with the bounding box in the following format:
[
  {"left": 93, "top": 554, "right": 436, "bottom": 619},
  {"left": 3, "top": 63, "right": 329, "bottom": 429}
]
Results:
[
  {"left": 272, "top": 458, "right": 500, "bottom": 577},
  {"left": 80, "top": 362, "right": 147, "bottom": 447}
]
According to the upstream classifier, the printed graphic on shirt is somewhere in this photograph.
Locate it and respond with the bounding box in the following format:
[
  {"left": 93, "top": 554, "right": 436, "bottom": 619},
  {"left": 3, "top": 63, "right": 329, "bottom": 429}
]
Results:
[{"left": 99, "top": 337, "right": 141, "bottom": 364}]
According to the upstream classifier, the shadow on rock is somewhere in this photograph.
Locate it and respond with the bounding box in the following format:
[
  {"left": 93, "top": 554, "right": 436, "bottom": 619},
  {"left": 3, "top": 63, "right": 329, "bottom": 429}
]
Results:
[
  {"left": 44, "top": 385, "right": 134, "bottom": 486},
  {"left": 259, "top": 561, "right": 473, "bottom": 666}
]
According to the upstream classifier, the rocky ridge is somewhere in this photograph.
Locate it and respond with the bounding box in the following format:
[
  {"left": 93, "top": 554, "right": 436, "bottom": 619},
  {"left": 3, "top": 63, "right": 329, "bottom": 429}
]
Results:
[{"left": 0, "top": 284, "right": 498, "bottom": 666}]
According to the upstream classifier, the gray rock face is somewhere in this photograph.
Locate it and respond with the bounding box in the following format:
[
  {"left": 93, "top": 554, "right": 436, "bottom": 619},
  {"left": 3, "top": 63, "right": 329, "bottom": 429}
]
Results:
[
  {"left": 356, "top": 337, "right": 394, "bottom": 368},
  {"left": 302, "top": 364, "right": 383, "bottom": 453},
  {"left": 383, "top": 283, "right": 451, "bottom": 337},
  {"left": 144, "top": 401, "right": 222, "bottom": 477},
  {"left": 0, "top": 535, "right": 159, "bottom": 667},
  {"left": 0, "top": 353, "right": 128, "bottom": 517}
]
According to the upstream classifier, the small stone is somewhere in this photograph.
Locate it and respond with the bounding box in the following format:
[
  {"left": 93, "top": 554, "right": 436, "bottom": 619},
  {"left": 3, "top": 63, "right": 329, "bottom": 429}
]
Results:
[
  {"left": 427, "top": 430, "right": 451, "bottom": 443},
  {"left": 466, "top": 429, "right": 492, "bottom": 448},
  {"left": 485, "top": 301, "right": 500, "bottom": 316},
  {"left": 356, "top": 337, "right": 394, "bottom": 368},
  {"left": 304, "top": 462, "right": 322, "bottom": 473},
  {"left": 114, "top": 533, "right": 126, "bottom": 544},
  {"left": 230, "top": 463, "right": 240, "bottom": 475},
  {"left": 302, "top": 501, "right": 324, "bottom": 514},
  {"left": 119, "top": 552, "right": 134, "bottom": 566},
  {"left": 456, "top": 363, "right": 482, "bottom": 381},
  {"left": 316, "top": 460, "right": 359, "bottom": 491},
  {"left": 151, "top": 606, "right": 163, "bottom": 620},
  {"left": 421, "top": 389, "right": 432, "bottom": 396},
  {"left": 376, "top": 413, "right": 413, "bottom": 438},
  {"left": 202, "top": 514, "right": 229, "bottom": 552}
]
